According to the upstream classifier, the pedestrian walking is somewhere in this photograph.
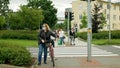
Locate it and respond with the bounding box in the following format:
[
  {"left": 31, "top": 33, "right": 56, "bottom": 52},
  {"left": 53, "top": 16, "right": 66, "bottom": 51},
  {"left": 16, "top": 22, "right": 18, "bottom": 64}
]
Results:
[
  {"left": 70, "top": 28, "right": 76, "bottom": 45},
  {"left": 58, "top": 29, "right": 65, "bottom": 45}
]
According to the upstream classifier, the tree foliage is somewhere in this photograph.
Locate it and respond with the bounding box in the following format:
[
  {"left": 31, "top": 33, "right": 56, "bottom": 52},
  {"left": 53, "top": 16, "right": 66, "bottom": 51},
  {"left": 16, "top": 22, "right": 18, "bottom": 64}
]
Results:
[
  {"left": 0, "top": 16, "right": 5, "bottom": 29},
  {"left": 53, "top": 19, "right": 71, "bottom": 31},
  {"left": 18, "top": 5, "right": 44, "bottom": 30},
  {"left": 81, "top": 0, "right": 95, "bottom": 1},
  {"left": 8, "top": 12, "right": 24, "bottom": 30},
  {"left": 0, "top": 0, "right": 9, "bottom": 16},
  {"left": 0, "top": 0, "right": 10, "bottom": 29},
  {"left": 80, "top": 0, "right": 95, "bottom": 1},
  {"left": 8, "top": 5, "right": 44, "bottom": 30},
  {"left": 27, "top": 0, "right": 57, "bottom": 28},
  {"left": 92, "top": 3, "right": 106, "bottom": 33},
  {"left": 80, "top": 12, "right": 87, "bottom": 28}
]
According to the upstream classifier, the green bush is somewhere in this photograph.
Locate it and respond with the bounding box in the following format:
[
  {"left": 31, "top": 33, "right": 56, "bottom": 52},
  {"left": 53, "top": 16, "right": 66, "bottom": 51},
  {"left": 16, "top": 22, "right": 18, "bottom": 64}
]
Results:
[
  {"left": 0, "top": 42, "right": 32, "bottom": 66},
  {"left": 76, "top": 30, "right": 120, "bottom": 40},
  {"left": 0, "top": 30, "right": 38, "bottom": 40},
  {"left": 76, "top": 32, "right": 87, "bottom": 40}
]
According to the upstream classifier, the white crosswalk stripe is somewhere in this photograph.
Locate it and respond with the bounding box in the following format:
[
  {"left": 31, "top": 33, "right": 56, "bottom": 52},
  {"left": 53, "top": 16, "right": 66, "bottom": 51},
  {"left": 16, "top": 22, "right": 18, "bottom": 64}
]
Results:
[
  {"left": 113, "top": 46, "right": 120, "bottom": 49},
  {"left": 27, "top": 46, "right": 118, "bottom": 58},
  {"left": 28, "top": 37, "right": 118, "bottom": 58}
]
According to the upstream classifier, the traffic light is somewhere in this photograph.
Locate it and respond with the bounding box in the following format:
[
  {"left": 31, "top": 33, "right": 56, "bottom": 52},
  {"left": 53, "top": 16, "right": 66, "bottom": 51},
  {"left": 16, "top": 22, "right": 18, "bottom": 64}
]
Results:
[
  {"left": 70, "top": 12, "right": 74, "bottom": 21},
  {"left": 65, "top": 12, "right": 68, "bottom": 19},
  {"left": 65, "top": 12, "right": 74, "bottom": 21}
]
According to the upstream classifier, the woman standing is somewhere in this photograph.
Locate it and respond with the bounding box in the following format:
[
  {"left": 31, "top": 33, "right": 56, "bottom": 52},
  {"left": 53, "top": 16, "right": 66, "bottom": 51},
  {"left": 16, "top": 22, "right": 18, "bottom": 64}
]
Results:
[{"left": 38, "top": 24, "right": 56, "bottom": 65}]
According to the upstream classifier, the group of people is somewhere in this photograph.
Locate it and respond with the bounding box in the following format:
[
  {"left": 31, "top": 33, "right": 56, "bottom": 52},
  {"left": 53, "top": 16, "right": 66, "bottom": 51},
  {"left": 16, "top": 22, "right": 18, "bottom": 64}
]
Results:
[
  {"left": 38, "top": 23, "right": 76, "bottom": 65},
  {"left": 55, "top": 28, "right": 76, "bottom": 46}
]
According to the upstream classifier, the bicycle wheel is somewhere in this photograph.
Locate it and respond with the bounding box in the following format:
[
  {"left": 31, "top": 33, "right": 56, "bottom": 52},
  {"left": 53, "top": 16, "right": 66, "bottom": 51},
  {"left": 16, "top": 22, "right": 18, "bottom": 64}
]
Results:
[{"left": 51, "top": 56, "right": 55, "bottom": 67}]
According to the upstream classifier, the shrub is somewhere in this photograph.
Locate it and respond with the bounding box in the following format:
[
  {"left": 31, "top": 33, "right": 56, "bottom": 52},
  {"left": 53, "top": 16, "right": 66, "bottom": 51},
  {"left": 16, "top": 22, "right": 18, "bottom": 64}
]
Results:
[
  {"left": 0, "top": 30, "right": 38, "bottom": 40},
  {"left": 0, "top": 42, "right": 32, "bottom": 66},
  {"left": 76, "top": 32, "right": 87, "bottom": 40},
  {"left": 76, "top": 30, "right": 120, "bottom": 40}
]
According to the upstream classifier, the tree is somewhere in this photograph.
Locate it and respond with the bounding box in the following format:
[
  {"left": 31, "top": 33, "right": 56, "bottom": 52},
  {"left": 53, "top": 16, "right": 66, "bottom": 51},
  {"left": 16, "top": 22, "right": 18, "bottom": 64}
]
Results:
[
  {"left": 27, "top": 0, "right": 57, "bottom": 28},
  {"left": 0, "top": 0, "right": 9, "bottom": 16},
  {"left": 80, "top": 0, "right": 95, "bottom": 2},
  {"left": 53, "top": 23, "right": 64, "bottom": 30},
  {"left": 9, "top": 12, "right": 25, "bottom": 30},
  {"left": 0, "top": 0, "right": 10, "bottom": 29},
  {"left": 80, "top": 0, "right": 95, "bottom": 1},
  {"left": 80, "top": 12, "right": 87, "bottom": 28},
  {"left": 18, "top": 5, "right": 44, "bottom": 30},
  {"left": 63, "top": 19, "right": 71, "bottom": 31},
  {"left": 92, "top": 3, "right": 106, "bottom": 33},
  {"left": 0, "top": 16, "right": 5, "bottom": 29}
]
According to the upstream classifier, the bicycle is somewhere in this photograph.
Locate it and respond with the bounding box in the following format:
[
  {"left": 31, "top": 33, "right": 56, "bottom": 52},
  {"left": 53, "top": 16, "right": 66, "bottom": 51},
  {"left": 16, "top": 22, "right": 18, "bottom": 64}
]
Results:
[{"left": 49, "top": 43, "right": 55, "bottom": 67}]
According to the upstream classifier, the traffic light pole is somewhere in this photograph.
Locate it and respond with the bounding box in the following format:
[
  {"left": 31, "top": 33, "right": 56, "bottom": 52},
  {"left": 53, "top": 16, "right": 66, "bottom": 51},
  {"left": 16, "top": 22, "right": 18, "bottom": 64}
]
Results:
[
  {"left": 87, "top": 0, "right": 92, "bottom": 62},
  {"left": 108, "top": 0, "right": 111, "bottom": 42},
  {"left": 67, "top": 12, "right": 70, "bottom": 45}
]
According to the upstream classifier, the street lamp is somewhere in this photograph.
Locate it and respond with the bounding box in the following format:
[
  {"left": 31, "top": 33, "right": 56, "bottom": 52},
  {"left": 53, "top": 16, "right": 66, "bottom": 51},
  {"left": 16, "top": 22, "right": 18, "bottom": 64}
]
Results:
[
  {"left": 87, "top": 0, "right": 92, "bottom": 62},
  {"left": 108, "top": 0, "right": 111, "bottom": 42},
  {"left": 38, "top": 6, "right": 41, "bottom": 30}
]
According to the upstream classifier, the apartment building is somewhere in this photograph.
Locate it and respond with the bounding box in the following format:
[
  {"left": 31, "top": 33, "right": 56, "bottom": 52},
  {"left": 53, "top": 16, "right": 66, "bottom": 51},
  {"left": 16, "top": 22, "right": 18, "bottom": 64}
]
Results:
[{"left": 71, "top": 0, "right": 120, "bottom": 31}]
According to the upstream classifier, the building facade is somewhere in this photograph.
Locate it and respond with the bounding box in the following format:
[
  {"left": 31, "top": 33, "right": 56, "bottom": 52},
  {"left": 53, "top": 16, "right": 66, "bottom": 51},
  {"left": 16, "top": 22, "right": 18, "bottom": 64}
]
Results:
[{"left": 71, "top": 0, "right": 120, "bottom": 32}]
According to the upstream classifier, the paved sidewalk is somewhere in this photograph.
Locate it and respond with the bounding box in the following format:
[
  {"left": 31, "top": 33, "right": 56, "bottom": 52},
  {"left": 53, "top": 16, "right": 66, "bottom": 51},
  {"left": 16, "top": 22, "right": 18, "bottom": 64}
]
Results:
[
  {"left": 1, "top": 56, "right": 120, "bottom": 68},
  {"left": 33, "top": 56, "right": 120, "bottom": 68},
  {"left": 30, "top": 37, "right": 120, "bottom": 68}
]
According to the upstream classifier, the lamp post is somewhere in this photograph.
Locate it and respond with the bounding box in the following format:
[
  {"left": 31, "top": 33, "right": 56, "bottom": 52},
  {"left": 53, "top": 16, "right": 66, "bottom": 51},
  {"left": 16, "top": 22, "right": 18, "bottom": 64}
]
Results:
[
  {"left": 108, "top": 0, "right": 111, "bottom": 42},
  {"left": 65, "top": 8, "right": 72, "bottom": 45},
  {"left": 87, "top": 0, "right": 92, "bottom": 62},
  {"left": 68, "top": 12, "right": 70, "bottom": 45}
]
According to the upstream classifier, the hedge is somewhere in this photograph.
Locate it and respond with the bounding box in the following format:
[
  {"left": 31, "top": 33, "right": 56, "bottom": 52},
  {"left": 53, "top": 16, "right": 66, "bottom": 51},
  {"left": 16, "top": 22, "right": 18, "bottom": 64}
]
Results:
[
  {"left": 0, "top": 30, "right": 38, "bottom": 40},
  {"left": 76, "top": 30, "right": 120, "bottom": 40},
  {"left": 0, "top": 42, "right": 32, "bottom": 66}
]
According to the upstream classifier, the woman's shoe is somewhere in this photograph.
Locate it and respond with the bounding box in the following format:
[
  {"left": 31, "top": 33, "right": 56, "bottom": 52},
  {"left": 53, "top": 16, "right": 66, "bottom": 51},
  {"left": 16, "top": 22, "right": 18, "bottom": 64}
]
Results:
[
  {"left": 38, "top": 63, "right": 41, "bottom": 65},
  {"left": 44, "top": 62, "right": 47, "bottom": 64}
]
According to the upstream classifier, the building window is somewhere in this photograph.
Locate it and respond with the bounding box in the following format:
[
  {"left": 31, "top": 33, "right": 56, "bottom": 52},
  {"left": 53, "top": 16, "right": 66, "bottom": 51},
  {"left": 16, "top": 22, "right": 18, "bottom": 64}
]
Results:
[
  {"left": 119, "top": 6, "right": 120, "bottom": 11},
  {"left": 119, "top": 16, "right": 120, "bottom": 20},
  {"left": 112, "top": 24, "right": 115, "bottom": 29},
  {"left": 107, "top": 4, "right": 109, "bottom": 9},
  {"left": 113, "top": 5, "right": 116, "bottom": 10},
  {"left": 100, "top": 3, "right": 103, "bottom": 8},
  {"left": 79, "top": 14, "right": 82, "bottom": 19},
  {"left": 113, "top": 15, "right": 116, "bottom": 20},
  {"left": 107, "top": 14, "right": 109, "bottom": 19},
  {"left": 104, "top": 9, "right": 106, "bottom": 14}
]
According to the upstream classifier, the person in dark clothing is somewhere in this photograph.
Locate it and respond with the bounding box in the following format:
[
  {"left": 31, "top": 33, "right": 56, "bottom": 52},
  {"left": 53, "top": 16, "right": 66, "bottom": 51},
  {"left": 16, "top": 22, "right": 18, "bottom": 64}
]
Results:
[
  {"left": 51, "top": 39, "right": 55, "bottom": 47},
  {"left": 38, "top": 24, "right": 56, "bottom": 65},
  {"left": 70, "top": 28, "right": 76, "bottom": 45}
]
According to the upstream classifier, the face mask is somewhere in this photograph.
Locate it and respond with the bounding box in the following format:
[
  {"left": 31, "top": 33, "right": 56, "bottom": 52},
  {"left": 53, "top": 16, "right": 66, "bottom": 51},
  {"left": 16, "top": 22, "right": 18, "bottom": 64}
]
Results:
[{"left": 42, "top": 27, "right": 46, "bottom": 30}]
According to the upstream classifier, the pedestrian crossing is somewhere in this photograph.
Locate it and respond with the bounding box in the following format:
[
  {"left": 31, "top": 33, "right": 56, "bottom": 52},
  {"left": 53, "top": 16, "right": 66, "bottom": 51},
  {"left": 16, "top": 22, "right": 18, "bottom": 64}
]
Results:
[
  {"left": 27, "top": 46, "right": 118, "bottom": 58},
  {"left": 56, "top": 38, "right": 88, "bottom": 47},
  {"left": 113, "top": 46, "right": 120, "bottom": 49},
  {"left": 28, "top": 37, "right": 118, "bottom": 58}
]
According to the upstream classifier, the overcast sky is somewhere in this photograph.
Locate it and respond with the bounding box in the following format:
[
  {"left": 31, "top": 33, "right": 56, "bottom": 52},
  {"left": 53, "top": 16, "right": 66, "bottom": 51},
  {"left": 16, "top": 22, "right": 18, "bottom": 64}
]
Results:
[{"left": 9, "top": 0, "right": 120, "bottom": 17}]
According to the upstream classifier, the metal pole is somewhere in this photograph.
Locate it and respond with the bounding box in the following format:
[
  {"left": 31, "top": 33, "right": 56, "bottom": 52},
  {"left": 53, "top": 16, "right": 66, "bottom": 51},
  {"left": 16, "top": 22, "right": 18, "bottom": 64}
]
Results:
[
  {"left": 39, "top": 20, "right": 40, "bottom": 30},
  {"left": 68, "top": 12, "right": 70, "bottom": 45},
  {"left": 87, "top": 0, "right": 92, "bottom": 62},
  {"left": 108, "top": 0, "right": 111, "bottom": 42}
]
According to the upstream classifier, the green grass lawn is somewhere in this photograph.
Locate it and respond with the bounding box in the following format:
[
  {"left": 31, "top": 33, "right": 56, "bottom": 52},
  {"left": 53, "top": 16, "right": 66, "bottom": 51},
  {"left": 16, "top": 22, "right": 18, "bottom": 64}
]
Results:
[
  {"left": 0, "top": 39, "right": 38, "bottom": 47},
  {"left": 92, "top": 39, "right": 120, "bottom": 45}
]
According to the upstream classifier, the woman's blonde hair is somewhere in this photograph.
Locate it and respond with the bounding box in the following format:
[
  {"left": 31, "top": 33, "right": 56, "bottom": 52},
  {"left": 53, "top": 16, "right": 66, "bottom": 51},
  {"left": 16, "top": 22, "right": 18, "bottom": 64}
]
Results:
[{"left": 43, "top": 23, "right": 50, "bottom": 31}]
